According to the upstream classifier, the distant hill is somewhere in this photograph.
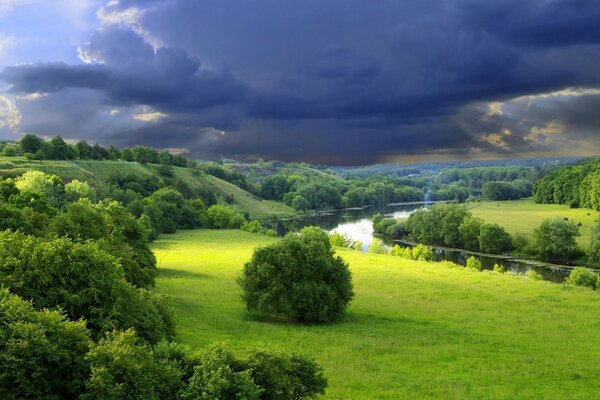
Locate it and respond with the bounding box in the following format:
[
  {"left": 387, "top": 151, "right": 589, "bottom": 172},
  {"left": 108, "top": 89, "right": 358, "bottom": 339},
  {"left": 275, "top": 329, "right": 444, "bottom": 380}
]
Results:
[{"left": 0, "top": 157, "right": 295, "bottom": 220}]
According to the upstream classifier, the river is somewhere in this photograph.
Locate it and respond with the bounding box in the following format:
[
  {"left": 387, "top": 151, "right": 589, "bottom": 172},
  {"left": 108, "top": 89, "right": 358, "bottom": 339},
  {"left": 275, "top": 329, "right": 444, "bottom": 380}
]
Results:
[{"left": 273, "top": 202, "right": 574, "bottom": 283}]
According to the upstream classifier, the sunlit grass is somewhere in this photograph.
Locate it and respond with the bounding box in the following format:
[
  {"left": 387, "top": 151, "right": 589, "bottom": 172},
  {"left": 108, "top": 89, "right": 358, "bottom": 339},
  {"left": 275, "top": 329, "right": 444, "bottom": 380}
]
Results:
[
  {"left": 468, "top": 199, "right": 598, "bottom": 248},
  {"left": 154, "top": 229, "right": 600, "bottom": 399}
]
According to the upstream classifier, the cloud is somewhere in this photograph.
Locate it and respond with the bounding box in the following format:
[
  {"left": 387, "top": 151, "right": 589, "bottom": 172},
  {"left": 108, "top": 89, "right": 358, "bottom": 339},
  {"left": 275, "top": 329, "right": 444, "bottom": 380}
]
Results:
[
  {"left": 0, "top": 1, "right": 599, "bottom": 164},
  {"left": 0, "top": 94, "right": 20, "bottom": 132}
]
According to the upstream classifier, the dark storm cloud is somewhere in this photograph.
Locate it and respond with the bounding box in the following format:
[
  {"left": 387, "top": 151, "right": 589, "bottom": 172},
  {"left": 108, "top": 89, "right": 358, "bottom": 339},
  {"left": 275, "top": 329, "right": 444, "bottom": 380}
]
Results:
[
  {"left": 2, "top": 26, "right": 248, "bottom": 113},
  {"left": 1, "top": 0, "right": 599, "bottom": 164}
]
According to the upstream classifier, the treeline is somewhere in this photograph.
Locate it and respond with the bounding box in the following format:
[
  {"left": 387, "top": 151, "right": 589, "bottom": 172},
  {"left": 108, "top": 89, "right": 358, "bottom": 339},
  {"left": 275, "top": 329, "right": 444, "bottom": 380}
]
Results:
[
  {"left": 373, "top": 203, "right": 595, "bottom": 264},
  {"left": 0, "top": 170, "right": 326, "bottom": 399},
  {"left": 533, "top": 157, "right": 600, "bottom": 210}
]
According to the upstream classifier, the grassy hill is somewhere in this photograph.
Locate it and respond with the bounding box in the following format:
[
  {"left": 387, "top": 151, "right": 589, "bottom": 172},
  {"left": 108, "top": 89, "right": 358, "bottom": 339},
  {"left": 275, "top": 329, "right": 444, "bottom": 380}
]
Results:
[
  {"left": 153, "top": 229, "right": 600, "bottom": 400},
  {"left": 0, "top": 156, "right": 295, "bottom": 220},
  {"left": 468, "top": 199, "right": 598, "bottom": 248}
]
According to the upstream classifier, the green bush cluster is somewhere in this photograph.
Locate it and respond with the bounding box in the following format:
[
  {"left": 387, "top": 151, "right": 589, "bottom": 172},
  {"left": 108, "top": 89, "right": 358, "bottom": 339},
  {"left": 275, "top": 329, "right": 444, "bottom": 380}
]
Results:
[
  {"left": 239, "top": 226, "right": 354, "bottom": 323},
  {"left": 390, "top": 243, "right": 434, "bottom": 261}
]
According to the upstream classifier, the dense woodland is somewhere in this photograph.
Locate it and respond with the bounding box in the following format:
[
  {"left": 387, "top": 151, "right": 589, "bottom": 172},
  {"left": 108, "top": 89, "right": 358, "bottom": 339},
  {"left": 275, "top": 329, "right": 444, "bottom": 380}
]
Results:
[{"left": 533, "top": 157, "right": 600, "bottom": 210}]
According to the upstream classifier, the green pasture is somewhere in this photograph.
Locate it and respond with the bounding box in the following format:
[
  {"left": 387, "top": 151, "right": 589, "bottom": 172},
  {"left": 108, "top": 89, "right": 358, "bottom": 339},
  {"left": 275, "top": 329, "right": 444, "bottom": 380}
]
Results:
[
  {"left": 468, "top": 199, "right": 598, "bottom": 248},
  {"left": 153, "top": 229, "right": 600, "bottom": 399}
]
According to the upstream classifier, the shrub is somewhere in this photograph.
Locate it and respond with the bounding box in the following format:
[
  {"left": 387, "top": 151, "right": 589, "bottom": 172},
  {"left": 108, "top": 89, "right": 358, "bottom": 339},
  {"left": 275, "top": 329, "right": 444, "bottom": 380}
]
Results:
[
  {"left": 329, "top": 231, "right": 360, "bottom": 249},
  {"left": 206, "top": 204, "right": 236, "bottom": 228},
  {"left": 238, "top": 226, "right": 354, "bottom": 323},
  {"left": 246, "top": 350, "right": 328, "bottom": 400},
  {"left": 0, "top": 289, "right": 91, "bottom": 400},
  {"left": 479, "top": 223, "right": 513, "bottom": 254},
  {"left": 493, "top": 263, "right": 507, "bottom": 273},
  {"left": 526, "top": 269, "right": 543, "bottom": 280},
  {"left": 241, "top": 220, "right": 262, "bottom": 233},
  {"left": 263, "top": 229, "right": 278, "bottom": 237},
  {"left": 533, "top": 218, "right": 581, "bottom": 261},
  {"left": 465, "top": 256, "right": 482, "bottom": 271},
  {"left": 566, "top": 267, "right": 598, "bottom": 289},
  {"left": 411, "top": 243, "right": 434, "bottom": 261},
  {"left": 369, "top": 238, "right": 387, "bottom": 254}
]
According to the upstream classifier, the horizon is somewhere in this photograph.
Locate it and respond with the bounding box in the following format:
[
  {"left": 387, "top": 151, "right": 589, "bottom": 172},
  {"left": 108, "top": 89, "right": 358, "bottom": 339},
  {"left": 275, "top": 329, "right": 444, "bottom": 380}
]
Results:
[{"left": 0, "top": 1, "right": 599, "bottom": 165}]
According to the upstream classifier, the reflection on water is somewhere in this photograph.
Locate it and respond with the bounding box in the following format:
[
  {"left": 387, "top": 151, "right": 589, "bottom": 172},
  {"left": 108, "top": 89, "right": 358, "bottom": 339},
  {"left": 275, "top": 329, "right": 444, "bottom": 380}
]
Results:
[{"left": 271, "top": 202, "right": 575, "bottom": 283}]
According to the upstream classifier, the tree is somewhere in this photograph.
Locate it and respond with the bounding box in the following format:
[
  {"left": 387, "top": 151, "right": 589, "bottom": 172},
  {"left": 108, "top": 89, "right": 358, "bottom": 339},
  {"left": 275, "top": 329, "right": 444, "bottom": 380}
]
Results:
[
  {"left": 478, "top": 223, "right": 512, "bottom": 254},
  {"left": 246, "top": 350, "right": 327, "bottom": 400},
  {"left": 82, "top": 330, "right": 182, "bottom": 400},
  {"left": 533, "top": 218, "right": 581, "bottom": 261},
  {"left": 0, "top": 289, "right": 91, "bottom": 400},
  {"left": 15, "top": 170, "right": 65, "bottom": 207},
  {"left": 238, "top": 226, "right": 354, "bottom": 323},
  {"left": 19, "top": 133, "right": 45, "bottom": 154},
  {"left": 589, "top": 219, "right": 600, "bottom": 264},
  {"left": 458, "top": 217, "right": 483, "bottom": 251},
  {"left": 206, "top": 204, "right": 236, "bottom": 229},
  {"left": 291, "top": 195, "right": 309, "bottom": 211}
]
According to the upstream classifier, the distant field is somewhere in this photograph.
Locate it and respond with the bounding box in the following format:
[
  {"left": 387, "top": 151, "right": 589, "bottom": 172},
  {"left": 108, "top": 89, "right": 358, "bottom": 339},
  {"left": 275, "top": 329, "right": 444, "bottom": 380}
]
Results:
[
  {"left": 153, "top": 229, "right": 600, "bottom": 400},
  {"left": 468, "top": 199, "right": 598, "bottom": 248},
  {"left": 0, "top": 156, "right": 295, "bottom": 220}
]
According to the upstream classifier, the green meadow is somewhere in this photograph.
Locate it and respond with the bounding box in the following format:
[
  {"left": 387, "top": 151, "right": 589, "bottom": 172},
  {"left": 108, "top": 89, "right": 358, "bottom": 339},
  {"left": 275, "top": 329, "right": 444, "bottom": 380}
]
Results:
[
  {"left": 153, "top": 229, "right": 600, "bottom": 400},
  {"left": 468, "top": 199, "right": 598, "bottom": 248}
]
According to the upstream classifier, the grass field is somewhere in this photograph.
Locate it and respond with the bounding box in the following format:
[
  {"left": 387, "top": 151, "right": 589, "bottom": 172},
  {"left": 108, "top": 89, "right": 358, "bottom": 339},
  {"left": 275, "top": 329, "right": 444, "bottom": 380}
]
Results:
[
  {"left": 0, "top": 156, "right": 295, "bottom": 220},
  {"left": 468, "top": 199, "right": 599, "bottom": 248},
  {"left": 153, "top": 229, "right": 600, "bottom": 399}
]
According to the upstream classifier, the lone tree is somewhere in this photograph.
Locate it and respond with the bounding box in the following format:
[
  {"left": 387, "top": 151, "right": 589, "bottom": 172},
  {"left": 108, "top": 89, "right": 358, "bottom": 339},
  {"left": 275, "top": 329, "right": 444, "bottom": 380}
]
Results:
[{"left": 238, "top": 226, "right": 354, "bottom": 323}]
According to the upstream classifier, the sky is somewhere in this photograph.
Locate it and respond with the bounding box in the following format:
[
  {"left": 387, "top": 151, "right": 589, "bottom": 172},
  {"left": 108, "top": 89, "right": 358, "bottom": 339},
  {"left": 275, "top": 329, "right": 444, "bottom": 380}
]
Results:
[{"left": 0, "top": 0, "right": 599, "bottom": 165}]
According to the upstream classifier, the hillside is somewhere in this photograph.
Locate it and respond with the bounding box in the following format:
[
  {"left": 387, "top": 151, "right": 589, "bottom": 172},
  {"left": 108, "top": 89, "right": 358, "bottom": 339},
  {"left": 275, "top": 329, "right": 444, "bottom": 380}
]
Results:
[
  {"left": 0, "top": 156, "right": 295, "bottom": 220},
  {"left": 154, "top": 229, "right": 600, "bottom": 400}
]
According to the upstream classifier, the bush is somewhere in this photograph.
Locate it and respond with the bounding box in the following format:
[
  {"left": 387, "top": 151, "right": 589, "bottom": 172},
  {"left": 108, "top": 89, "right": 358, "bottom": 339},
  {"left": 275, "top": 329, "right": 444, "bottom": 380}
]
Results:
[
  {"left": 263, "top": 229, "right": 278, "bottom": 237},
  {"left": 246, "top": 350, "right": 328, "bottom": 400},
  {"left": 526, "top": 269, "right": 543, "bottom": 280},
  {"left": 238, "top": 226, "right": 354, "bottom": 323},
  {"left": 241, "top": 220, "right": 262, "bottom": 233},
  {"left": 82, "top": 330, "right": 182, "bottom": 400},
  {"left": 465, "top": 256, "right": 482, "bottom": 271},
  {"left": 566, "top": 267, "right": 598, "bottom": 289},
  {"left": 206, "top": 204, "right": 236, "bottom": 228},
  {"left": 368, "top": 238, "right": 387, "bottom": 254},
  {"left": 479, "top": 223, "right": 513, "bottom": 254},
  {"left": 0, "top": 289, "right": 91, "bottom": 400},
  {"left": 493, "top": 263, "right": 507, "bottom": 273},
  {"left": 533, "top": 218, "right": 582, "bottom": 261},
  {"left": 329, "top": 231, "right": 360, "bottom": 249}
]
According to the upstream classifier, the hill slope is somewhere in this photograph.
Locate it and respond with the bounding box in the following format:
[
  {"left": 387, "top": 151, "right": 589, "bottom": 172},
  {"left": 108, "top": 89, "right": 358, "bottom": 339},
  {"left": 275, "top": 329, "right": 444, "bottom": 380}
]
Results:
[
  {"left": 0, "top": 157, "right": 295, "bottom": 220},
  {"left": 153, "top": 229, "right": 600, "bottom": 400}
]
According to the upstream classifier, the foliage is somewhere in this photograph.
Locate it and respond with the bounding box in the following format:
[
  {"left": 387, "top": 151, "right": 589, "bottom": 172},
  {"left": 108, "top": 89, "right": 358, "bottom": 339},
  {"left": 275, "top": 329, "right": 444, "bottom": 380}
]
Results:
[
  {"left": 369, "top": 237, "right": 387, "bottom": 254},
  {"left": 458, "top": 217, "right": 483, "bottom": 251},
  {"left": 329, "top": 231, "right": 361, "bottom": 250},
  {"left": 82, "top": 330, "right": 183, "bottom": 400},
  {"left": 482, "top": 179, "right": 533, "bottom": 200},
  {"left": 0, "top": 231, "right": 171, "bottom": 343},
  {"left": 465, "top": 256, "right": 482, "bottom": 271},
  {"left": 238, "top": 226, "right": 354, "bottom": 323},
  {"left": 534, "top": 157, "right": 600, "bottom": 210},
  {"left": 181, "top": 346, "right": 261, "bottom": 400},
  {"left": 240, "top": 220, "right": 262, "bottom": 233},
  {"left": 390, "top": 243, "right": 434, "bottom": 261},
  {"left": 493, "top": 263, "right": 507, "bottom": 273},
  {"left": 525, "top": 269, "right": 543, "bottom": 280},
  {"left": 478, "top": 223, "right": 513, "bottom": 254},
  {"left": 246, "top": 350, "right": 327, "bottom": 400},
  {"left": 0, "top": 289, "right": 91, "bottom": 400},
  {"left": 206, "top": 204, "right": 237, "bottom": 229},
  {"left": 566, "top": 267, "right": 598, "bottom": 289},
  {"left": 533, "top": 218, "right": 582, "bottom": 261}
]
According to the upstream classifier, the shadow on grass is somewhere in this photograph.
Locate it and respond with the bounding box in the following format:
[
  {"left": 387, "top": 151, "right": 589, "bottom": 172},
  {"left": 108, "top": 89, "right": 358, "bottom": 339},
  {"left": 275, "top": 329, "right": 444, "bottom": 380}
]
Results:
[{"left": 158, "top": 268, "right": 210, "bottom": 280}]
